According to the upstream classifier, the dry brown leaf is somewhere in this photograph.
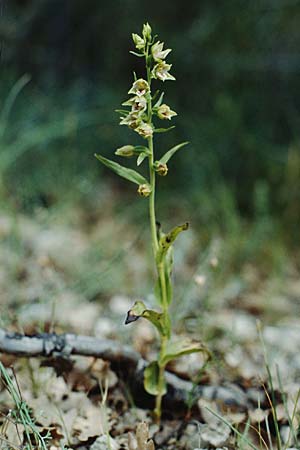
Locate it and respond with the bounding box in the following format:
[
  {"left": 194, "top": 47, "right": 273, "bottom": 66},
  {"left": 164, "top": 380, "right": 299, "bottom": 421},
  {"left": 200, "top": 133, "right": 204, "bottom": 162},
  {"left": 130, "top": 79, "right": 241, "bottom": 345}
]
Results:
[
  {"left": 128, "top": 422, "right": 155, "bottom": 450},
  {"left": 90, "top": 435, "right": 119, "bottom": 450},
  {"left": 72, "top": 404, "right": 105, "bottom": 441}
]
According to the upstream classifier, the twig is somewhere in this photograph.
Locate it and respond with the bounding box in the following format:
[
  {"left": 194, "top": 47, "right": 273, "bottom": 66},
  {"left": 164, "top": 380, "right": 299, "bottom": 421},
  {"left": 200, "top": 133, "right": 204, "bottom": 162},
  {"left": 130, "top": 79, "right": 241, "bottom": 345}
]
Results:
[{"left": 0, "top": 328, "right": 249, "bottom": 410}]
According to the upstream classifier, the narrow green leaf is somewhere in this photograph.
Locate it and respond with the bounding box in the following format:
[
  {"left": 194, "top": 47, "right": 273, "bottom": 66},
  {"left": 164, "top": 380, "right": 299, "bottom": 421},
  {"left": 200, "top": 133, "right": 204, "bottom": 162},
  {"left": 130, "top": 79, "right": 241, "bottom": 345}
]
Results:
[
  {"left": 115, "top": 109, "right": 130, "bottom": 115},
  {"left": 154, "top": 126, "right": 175, "bottom": 134},
  {"left": 94, "top": 154, "right": 148, "bottom": 185},
  {"left": 159, "top": 142, "right": 189, "bottom": 165},
  {"left": 155, "top": 248, "right": 173, "bottom": 306},
  {"left": 153, "top": 92, "right": 165, "bottom": 108},
  {"left": 160, "top": 338, "right": 211, "bottom": 366},
  {"left": 130, "top": 51, "right": 144, "bottom": 57},
  {"left": 164, "top": 247, "right": 173, "bottom": 305},
  {"left": 144, "top": 362, "right": 167, "bottom": 396},
  {"left": 0, "top": 74, "right": 31, "bottom": 139},
  {"left": 137, "top": 152, "right": 148, "bottom": 166},
  {"left": 152, "top": 90, "right": 160, "bottom": 103}
]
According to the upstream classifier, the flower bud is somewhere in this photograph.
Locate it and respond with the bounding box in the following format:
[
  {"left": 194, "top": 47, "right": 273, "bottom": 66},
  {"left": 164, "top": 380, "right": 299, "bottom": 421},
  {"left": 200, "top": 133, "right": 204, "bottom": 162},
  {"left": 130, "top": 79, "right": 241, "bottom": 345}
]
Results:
[
  {"left": 157, "top": 104, "right": 177, "bottom": 120},
  {"left": 138, "top": 184, "right": 151, "bottom": 197},
  {"left": 154, "top": 162, "right": 168, "bottom": 176},
  {"left": 132, "top": 33, "right": 145, "bottom": 50},
  {"left": 115, "top": 145, "right": 135, "bottom": 157},
  {"left": 136, "top": 122, "right": 153, "bottom": 138},
  {"left": 119, "top": 111, "right": 140, "bottom": 129},
  {"left": 142, "top": 23, "right": 152, "bottom": 41}
]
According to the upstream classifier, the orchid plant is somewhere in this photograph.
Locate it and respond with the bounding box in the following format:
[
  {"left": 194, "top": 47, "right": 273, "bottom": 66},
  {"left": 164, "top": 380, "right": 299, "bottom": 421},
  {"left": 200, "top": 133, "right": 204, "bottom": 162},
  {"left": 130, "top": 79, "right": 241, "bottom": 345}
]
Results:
[{"left": 95, "top": 23, "right": 209, "bottom": 422}]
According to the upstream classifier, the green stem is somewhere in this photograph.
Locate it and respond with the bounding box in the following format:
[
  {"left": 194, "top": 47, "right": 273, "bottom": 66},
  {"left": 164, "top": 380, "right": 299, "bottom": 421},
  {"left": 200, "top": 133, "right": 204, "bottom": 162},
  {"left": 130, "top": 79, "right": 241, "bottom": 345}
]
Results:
[
  {"left": 154, "top": 337, "right": 167, "bottom": 422},
  {"left": 148, "top": 137, "right": 158, "bottom": 254},
  {"left": 145, "top": 42, "right": 170, "bottom": 423}
]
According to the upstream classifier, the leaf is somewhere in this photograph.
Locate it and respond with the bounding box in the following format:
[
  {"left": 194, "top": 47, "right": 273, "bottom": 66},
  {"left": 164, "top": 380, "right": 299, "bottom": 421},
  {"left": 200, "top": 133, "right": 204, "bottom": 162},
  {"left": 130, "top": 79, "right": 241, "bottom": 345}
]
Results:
[
  {"left": 115, "top": 108, "right": 130, "bottom": 115},
  {"left": 128, "top": 423, "right": 155, "bottom": 450},
  {"left": 94, "top": 154, "right": 148, "bottom": 185},
  {"left": 157, "top": 222, "right": 189, "bottom": 262},
  {"left": 125, "top": 301, "right": 170, "bottom": 337},
  {"left": 154, "top": 126, "right": 175, "bottom": 133},
  {"left": 130, "top": 51, "right": 144, "bottom": 57},
  {"left": 164, "top": 247, "right": 173, "bottom": 305},
  {"left": 137, "top": 152, "right": 148, "bottom": 166},
  {"left": 151, "top": 90, "right": 161, "bottom": 103},
  {"left": 160, "top": 338, "right": 211, "bottom": 366},
  {"left": 159, "top": 142, "right": 189, "bottom": 165},
  {"left": 153, "top": 92, "right": 165, "bottom": 108},
  {"left": 0, "top": 74, "right": 31, "bottom": 139},
  {"left": 155, "top": 246, "right": 174, "bottom": 305},
  {"left": 144, "top": 362, "right": 166, "bottom": 396}
]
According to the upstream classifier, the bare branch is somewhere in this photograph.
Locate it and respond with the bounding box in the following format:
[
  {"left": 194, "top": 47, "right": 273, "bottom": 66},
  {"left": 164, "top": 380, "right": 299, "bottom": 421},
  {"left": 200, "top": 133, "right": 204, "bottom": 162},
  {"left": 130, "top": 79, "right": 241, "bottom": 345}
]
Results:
[{"left": 0, "top": 328, "right": 250, "bottom": 409}]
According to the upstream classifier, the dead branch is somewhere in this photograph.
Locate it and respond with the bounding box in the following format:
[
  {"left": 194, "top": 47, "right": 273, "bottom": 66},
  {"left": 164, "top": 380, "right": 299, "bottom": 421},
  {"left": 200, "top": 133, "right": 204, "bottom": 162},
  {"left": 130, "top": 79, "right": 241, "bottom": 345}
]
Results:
[
  {"left": 0, "top": 328, "right": 250, "bottom": 409},
  {"left": 0, "top": 328, "right": 139, "bottom": 366}
]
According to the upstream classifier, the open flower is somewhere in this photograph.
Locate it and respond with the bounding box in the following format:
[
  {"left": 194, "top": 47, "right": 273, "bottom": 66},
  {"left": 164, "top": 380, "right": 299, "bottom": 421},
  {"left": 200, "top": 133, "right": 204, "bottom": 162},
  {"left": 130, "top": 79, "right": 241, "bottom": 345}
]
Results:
[
  {"left": 157, "top": 104, "right": 177, "bottom": 120},
  {"left": 128, "top": 79, "right": 150, "bottom": 97},
  {"left": 152, "top": 62, "right": 175, "bottom": 81},
  {"left": 123, "top": 96, "right": 147, "bottom": 114},
  {"left": 119, "top": 111, "right": 140, "bottom": 129},
  {"left": 151, "top": 41, "right": 172, "bottom": 62},
  {"left": 135, "top": 122, "right": 153, "bottom": 138}
]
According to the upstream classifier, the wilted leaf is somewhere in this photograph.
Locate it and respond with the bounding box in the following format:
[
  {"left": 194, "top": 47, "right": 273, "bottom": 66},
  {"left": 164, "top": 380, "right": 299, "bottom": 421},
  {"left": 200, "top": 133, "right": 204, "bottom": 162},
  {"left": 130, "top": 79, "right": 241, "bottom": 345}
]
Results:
[
  {"left": 144, "top": 361, "right": 166, "bottom": 396},
  {"left": 72, "top": 404, "right": 105, "bottom": 441},
  {"left": 157, "top": 223, "right": 189, "bottom": 262},
  {"left": 125, "top": 301, "right": 170, "bottom": 337},
  {"left": 128, "top": 422, "right": 155, "bottom": 450},
  {"left": 90, "top": 434, "right": 119, "bottom": 450},
  {"left": 95, "top": 154, "right": 148, "bottom": 185}
]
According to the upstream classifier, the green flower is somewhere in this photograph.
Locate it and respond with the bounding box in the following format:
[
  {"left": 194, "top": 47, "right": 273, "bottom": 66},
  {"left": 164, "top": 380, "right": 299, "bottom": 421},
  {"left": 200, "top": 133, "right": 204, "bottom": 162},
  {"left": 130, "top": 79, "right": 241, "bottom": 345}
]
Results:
[
  {"left": 157, "top": 104, "right": 177, "bottom": 120},
  {"left": 142, "top": 22, "right": 152, "bottom": 41},
  {"left": 154, "top": 162, "right": 168, "bottom": 176},
  {"left": 115, "top": 145, "right": 135, "bottom": 157},
  {"left": 132, "top": 33, "right": 145, "bottom": 50},
  {"left": 135, "top": 122, "right": 153, "bottom": 138},
  {"left": 119, "top": 111, "right": 140, "bottom": 129},
  {"left": 152, "top": 62, "right": 175, "bottom": 82},
  {"left": 128, "top": 79, "right": 150, "bottom": 97},
  {"left": 151, "top": 41, "right": 172, "bottom": 62},
  {"left": 138, "top": 183, "right": 152, "bottom": 197},
  {"left": 123, "top": 95, "right": 147, "bottom": 114}
]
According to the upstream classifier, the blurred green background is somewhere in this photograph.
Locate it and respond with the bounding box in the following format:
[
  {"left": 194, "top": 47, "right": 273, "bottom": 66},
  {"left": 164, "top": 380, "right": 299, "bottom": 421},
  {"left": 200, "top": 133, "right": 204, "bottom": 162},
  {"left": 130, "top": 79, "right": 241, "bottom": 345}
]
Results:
[{"left": 1, "top": 0, "right": 300, "bottom": 268}]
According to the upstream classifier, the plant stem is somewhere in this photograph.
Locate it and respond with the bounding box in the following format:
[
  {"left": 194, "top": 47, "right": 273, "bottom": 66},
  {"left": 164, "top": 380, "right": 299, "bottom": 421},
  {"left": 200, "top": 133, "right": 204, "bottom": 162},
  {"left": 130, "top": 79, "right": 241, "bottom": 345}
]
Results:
[
  {"left": 148, "top": 137, "right": 158, "bottom": 254},
  {"left": 154, "top": 336, "right": 167, "bottom": 423},
  {"left": 145, "top": 43, "right": 169, "bottom": 423}
]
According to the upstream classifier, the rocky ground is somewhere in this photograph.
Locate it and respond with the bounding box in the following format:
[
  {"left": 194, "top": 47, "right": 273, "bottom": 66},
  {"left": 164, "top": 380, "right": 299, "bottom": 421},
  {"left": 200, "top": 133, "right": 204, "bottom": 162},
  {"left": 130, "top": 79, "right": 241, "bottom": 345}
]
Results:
[{"left": 0, "top": 202, "right": 299, "bottom": 449}]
